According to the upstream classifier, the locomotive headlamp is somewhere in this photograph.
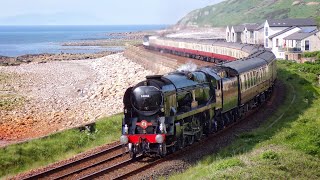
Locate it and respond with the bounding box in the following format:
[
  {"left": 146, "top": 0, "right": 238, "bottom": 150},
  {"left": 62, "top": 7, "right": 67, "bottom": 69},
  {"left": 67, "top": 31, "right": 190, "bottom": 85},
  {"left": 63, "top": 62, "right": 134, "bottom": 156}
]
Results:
[
  {"left": 155, "top": 134, "right": 164, "bottom": 143},
  {"left": 128, "top": 143, "right": 132, "bottom": 151},
  {"left": 158, "top": 117, "right": 166, "bottom": 133},
  {"left": 120, "top": 135, "right": 128, "bottom": 144},
  {"left": 159, "top": 123, "right": 164, "bottom": 133},
  {"left": 124, "top": 124, "right": 129, "bottom": 134}
]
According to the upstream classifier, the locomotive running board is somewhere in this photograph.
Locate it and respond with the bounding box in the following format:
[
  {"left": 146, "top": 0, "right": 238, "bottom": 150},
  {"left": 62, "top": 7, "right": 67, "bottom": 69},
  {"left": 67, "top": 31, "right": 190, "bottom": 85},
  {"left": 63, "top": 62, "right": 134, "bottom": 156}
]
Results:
[
  {"left": 176, "top": 103, "right": 216, "bottom": 121},
  {"left": 183, "top": 130, "right": 201, "bottom": 136}
]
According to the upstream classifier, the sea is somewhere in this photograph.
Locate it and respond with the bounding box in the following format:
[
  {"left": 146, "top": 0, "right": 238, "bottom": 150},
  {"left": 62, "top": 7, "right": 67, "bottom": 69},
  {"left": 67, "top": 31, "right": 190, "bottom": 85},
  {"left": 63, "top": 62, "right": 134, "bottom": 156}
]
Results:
[{"left": 0, "top": 25, "right": 167, "bottom": 57}]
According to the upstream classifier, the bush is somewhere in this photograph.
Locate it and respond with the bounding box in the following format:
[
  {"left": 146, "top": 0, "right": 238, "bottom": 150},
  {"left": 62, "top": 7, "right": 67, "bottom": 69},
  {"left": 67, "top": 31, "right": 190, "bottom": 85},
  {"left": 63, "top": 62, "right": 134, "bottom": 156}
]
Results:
[
  {"left": 261, "top": 151, "right": 279, "bottom": 160},
  {"left": 214, "top": 158, "right": 243, "bottom": 170},
  {"left": 303, "top": 51, "right": 320, "bottom": 58},
  {"left": 290, "top": 63, "right": 320, "bottom": 75}
]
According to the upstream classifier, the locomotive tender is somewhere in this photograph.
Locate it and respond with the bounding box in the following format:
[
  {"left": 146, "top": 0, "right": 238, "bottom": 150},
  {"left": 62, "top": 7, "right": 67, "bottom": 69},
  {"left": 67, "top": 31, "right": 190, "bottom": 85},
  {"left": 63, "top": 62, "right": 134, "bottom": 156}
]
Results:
[{"left": 120, "top": 36, "right": 276, "bottom": 158}]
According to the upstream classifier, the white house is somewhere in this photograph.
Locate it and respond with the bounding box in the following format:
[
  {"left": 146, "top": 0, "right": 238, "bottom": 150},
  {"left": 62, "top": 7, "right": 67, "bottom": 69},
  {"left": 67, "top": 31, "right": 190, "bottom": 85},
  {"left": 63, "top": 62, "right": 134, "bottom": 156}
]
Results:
[
  {"left": 267, "top": 26, "right": 301, "bottom": 59},
  {"left": 263, "top": 18, "right": 317, "bottom": 48},
  {"left": 242, "top": 24, "right": 259, "bottom": 44},
  {"left": 226, "top": 26, "right": 231, "bottom": 42},
  {"left": 254, "top": 24, "right": 264, "bottom": 45},
  {"left": 224, "top": 18, "right": 319, "bottom": 60},
  {"left": 263, "top": 18, "right": 318, "bottom": 59},
  {"left": 283, "top": 30, "right": 320, "bottom": 62},
  {"left": 230, "top": 25, "right": 245, "bottom": 43}
]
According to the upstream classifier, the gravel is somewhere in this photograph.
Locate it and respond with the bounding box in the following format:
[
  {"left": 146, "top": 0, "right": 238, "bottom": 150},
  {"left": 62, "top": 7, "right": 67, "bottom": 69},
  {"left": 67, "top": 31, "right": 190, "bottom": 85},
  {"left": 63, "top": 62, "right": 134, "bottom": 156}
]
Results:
[{"left": 0, "top": 53, "right": 163, "bottom": 143}]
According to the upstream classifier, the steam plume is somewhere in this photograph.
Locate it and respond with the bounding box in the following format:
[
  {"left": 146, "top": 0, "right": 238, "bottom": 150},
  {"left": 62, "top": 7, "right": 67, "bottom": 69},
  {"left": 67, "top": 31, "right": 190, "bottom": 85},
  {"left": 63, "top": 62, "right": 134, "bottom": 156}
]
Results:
[{"left": 177, "top": 61, "right": 198, "bottom": 72}]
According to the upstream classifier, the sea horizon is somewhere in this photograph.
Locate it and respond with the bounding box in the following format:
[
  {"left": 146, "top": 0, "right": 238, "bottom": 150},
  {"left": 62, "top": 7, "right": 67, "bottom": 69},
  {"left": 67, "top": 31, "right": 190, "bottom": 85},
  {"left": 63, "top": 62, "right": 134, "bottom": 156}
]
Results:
[
  {"left": 0, "top": 24, "right": 170, "bottom": 26},
  {"left": 0, "top": 24, "right": 168, "bottom": 57}
]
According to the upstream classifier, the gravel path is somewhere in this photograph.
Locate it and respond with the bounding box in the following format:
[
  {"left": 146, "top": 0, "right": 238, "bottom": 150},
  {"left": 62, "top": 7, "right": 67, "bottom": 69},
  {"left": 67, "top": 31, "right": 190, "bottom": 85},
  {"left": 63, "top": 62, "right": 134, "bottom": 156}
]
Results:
[{"left": 0, "top": 53, "right": 160, "bottom": 143}]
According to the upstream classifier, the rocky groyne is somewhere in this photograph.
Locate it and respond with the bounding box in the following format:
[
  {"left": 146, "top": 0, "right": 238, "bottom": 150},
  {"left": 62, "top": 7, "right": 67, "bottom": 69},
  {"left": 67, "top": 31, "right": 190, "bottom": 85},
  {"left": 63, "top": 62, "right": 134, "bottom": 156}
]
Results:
[
  {"left": 0, "top": 51, "right": 116, "bottom": 66},
  {"left": 62, "top": 31, "right": 155, "bottom": 47}
]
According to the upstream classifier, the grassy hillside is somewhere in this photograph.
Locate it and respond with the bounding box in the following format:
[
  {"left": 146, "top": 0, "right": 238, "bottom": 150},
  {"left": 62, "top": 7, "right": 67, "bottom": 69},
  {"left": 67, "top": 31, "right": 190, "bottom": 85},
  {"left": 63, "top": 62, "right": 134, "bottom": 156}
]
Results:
[
  {"left": 177, "top": 0, "right": 320, "bottom": 27},
  {"left": 169, "top": 61, "right": 320, "bottom": 179}
]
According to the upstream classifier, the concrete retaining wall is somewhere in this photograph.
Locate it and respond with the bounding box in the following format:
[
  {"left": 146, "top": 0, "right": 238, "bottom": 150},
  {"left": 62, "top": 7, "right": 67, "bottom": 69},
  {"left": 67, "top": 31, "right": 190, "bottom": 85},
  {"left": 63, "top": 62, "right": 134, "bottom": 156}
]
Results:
[{"left": 124, "top": 45, "right": 178, "bottom": 74}]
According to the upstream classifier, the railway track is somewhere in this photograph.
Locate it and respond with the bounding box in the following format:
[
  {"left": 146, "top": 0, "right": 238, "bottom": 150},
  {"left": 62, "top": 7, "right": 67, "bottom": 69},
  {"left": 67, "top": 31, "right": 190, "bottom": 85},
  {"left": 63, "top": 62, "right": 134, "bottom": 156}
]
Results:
[
  {"left": 79, "top": 155, "right": 164, "bottom": 180},
  {"left": 23, "top": 144, "right": 128, "bottom": 180}
]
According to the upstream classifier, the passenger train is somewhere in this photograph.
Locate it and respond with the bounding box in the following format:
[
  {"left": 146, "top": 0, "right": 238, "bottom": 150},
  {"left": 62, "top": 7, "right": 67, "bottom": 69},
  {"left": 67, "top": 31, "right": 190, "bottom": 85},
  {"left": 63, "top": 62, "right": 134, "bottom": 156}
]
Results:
[{"left": 120, "top": 36, "right": 276, "bottom": 158}]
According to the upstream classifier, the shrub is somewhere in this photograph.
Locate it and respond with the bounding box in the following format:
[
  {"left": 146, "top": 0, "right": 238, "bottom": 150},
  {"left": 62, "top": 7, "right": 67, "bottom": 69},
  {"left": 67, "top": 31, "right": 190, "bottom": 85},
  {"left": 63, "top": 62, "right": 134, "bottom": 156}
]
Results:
[
  {"left": 303, "top": 51, "right": 320, "bottom": 58},
  {"left": 214, "top": 158, "right": 243, "bottom": 170},
  {"left": 261, "top": 151, "right": 279, "bottom": 160}
]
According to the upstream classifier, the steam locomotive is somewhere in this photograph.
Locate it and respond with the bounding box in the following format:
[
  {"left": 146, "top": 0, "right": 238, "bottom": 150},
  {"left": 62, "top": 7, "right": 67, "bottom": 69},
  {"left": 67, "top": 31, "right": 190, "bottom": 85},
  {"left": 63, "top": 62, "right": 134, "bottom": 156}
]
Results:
[{"left": 120, "top": 36, "right": 276, "bottom": 158}]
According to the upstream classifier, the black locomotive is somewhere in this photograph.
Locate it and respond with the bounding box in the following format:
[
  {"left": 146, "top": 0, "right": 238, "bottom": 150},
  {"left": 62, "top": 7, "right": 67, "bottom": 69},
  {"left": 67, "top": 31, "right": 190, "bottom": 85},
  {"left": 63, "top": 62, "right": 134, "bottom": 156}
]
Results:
[{"left": 120, "top": 37, "right": 276, "bottom": 158}]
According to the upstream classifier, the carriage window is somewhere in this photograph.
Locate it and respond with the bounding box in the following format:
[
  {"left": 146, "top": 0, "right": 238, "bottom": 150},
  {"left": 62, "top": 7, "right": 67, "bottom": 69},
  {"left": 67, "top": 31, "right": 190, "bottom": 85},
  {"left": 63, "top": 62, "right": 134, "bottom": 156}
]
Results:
[
  {"left": 258, "top": 69, "right": 261, "bottom": 83},
  {"left": 250, "top": 72, "right": 253, "bottom": 87},
  {"left": 250, "top": 72, "right": 254, "bottom": 87},
  {"left": 241, "top": 75, "right": 244, "bottom": 91},
  {"left": 248, "top": 72, "right": 251, "bottom": 88},
  {"left": 247, "top": 73, "right": 250, "bottom": 88},
  {"left": 254, "top": 71, "right": 257, "bottom": 85},
  {"left": 252, "top": 71, "right": 255, "bottom": 86},
  {"left": 247, "top": 73, "right": 250, "bottom": 89},
  {"left": 251, "top": 72, "right": 254, "bottom": 86},
  {"left": 244, "top": 74, "right": 248, "bottom": 89}
]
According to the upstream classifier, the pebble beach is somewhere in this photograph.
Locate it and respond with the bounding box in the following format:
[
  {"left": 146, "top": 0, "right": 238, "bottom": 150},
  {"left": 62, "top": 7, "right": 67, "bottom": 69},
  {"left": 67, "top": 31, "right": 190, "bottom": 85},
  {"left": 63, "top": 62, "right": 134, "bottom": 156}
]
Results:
[{"left": 0, "top": 53, "right": 161, "bottom": 144}]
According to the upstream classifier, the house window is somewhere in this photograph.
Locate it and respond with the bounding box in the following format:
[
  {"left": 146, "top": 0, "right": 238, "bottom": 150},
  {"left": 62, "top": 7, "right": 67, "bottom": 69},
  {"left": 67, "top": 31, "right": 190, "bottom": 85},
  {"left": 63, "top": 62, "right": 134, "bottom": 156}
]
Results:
[
  {"left": 265, "top": 38, "right": 268, "bottom": 47},
  {"left": 297, "top": 40, "right": 301, "bottom": 48},
  {"left": 265, "top": 27, "right": 268, "bottom": 36},
  {"left": 305, "top": 40, "right": 310, "bottom": 51},
  {"left": 276, "top": 39, "right": 279, "bottom": 47}
]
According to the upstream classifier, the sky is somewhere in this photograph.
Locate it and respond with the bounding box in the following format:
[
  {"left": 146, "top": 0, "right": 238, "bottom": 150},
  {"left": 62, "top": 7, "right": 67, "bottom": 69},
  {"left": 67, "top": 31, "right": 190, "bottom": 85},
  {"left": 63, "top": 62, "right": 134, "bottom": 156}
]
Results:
[{"left": 0, "top": 0, "right": 225, "bottom": 25}]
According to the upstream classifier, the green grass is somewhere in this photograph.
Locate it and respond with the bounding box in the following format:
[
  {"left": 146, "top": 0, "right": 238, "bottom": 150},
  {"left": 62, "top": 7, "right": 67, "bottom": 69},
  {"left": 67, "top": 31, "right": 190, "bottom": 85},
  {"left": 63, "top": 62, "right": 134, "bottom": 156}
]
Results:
[
  {"left": 169, "top": 61, "right": 320, "bottom": 179},
  {"left": 0, "top": 114, "right": 122, "bottom": 178}
]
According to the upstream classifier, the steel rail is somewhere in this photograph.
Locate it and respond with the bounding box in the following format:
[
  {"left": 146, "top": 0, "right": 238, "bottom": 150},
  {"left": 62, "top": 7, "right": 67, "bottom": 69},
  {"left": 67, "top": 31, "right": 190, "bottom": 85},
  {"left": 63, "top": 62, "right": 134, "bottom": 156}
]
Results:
[
  {"left": 78, "top": 155, "right": 144, "bottom": 180},
  {"left": 55, "top": 151, "right": 128, "bottom": 179},
  {"left": 23, "top": 144, "right": 123, "bottom": 180}
]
